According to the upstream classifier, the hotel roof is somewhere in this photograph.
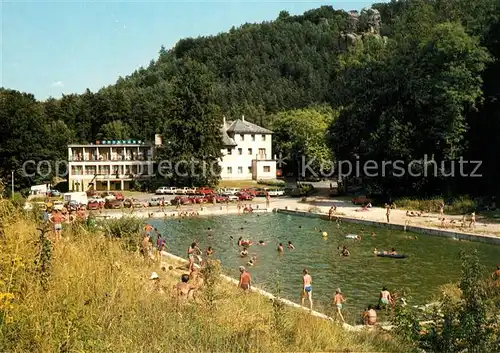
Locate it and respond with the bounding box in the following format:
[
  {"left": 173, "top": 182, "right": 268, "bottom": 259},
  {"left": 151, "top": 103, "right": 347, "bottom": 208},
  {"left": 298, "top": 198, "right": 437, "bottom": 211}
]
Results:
[{"left": 225, "top": 119, "right": 273, "bottom": 135}]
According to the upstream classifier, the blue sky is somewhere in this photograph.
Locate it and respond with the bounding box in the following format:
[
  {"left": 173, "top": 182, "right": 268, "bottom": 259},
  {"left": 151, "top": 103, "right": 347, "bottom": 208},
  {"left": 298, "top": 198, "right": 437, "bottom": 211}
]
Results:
[{"left": 2, "top": 1, "right": 379, "bottom": 100}]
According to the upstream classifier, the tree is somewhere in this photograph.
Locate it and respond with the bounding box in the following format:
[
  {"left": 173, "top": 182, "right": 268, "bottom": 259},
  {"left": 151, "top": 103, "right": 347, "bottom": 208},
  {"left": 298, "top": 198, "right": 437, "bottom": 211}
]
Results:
[
  {"left": 155, "top": 59, "right": 223, "bottom": 187},
  {"left": 271, "top": 107, "right": 337, "bottom": 178},
  {"left": 97, "top": 120, "right": 132, "bottom": 140}
]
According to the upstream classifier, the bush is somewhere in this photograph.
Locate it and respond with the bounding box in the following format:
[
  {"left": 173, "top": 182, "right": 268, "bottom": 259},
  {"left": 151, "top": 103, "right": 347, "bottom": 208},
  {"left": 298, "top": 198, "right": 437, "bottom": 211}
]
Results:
[
  {"left": 393, "top": 250, "right": 499, "bottom": 352},
  {"left": 394, "top": 196, "right": 476, "bottom": 215},
  {"left": 286, "top": 184, "right": 315, "bottom": 197},
  {"left": 101, "top": 217, "right": 144, "bottom": 251},
  {"left": 257, "top": 179, "right": 286, "bottom": 187}
]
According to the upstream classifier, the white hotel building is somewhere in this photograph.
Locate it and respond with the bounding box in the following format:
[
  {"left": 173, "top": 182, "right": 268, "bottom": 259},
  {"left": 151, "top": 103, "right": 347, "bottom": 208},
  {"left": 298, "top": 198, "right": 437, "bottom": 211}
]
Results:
[
  {"left": 220, "top": 116, "right": 277, "bottom": 180},
  {"left": 67, "top": 140, "right": 155, "bottom": 191},
  {"left": 67, "top": 117, "right": 277, "bottom": 191}
]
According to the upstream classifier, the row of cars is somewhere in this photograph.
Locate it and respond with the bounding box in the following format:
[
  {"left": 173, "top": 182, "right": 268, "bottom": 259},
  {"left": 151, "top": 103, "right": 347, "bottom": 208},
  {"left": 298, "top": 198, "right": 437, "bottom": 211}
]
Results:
[{"left": 155, "top": 186, "right": 285, "bottom": 197}]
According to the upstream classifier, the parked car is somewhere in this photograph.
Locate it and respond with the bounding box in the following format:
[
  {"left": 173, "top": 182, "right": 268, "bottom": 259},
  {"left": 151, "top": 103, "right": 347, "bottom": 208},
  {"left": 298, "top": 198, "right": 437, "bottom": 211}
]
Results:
[
  {"left": 198, "top": 187, "right": 214, "bottom": 195},
  {"left": 110, "top": 192, "right": 124, "bottom": 201},
  {"left": 87, "top": 200, "right": 101, "bottom": 210},
  {"left": 352, "top": 195, "right": 372, "bottom": 205},
  {"left": 265, "top": 188, "right": 285, "bottom": 197},
  {"left": 189, "top": 195, "right": 208, "bottom": 204},
  {"left": 171, "top": 196, "right": 192, "bottom": 205},
  {"left": 155, "top": 186, "right": 169, "bottom": 195},
  {"left": 222, "top": 188, "right": 240, "bottom": 196},
  {"left": 148, "top": 197, "right": 162, "bottom": 207},
  {"left": 105, "top": 199, "right": 122, "bottom": 209},
  {"left": 164, "top": 187, "right": 178, "bottom": 195},
  {"left": 47, "top": 189, "right": 61, "bottom": 197},
  {"left": 101, "top": 192, "right": 116, "bottom": 201},
  {"left": 238, "top": 192, "right": 254, "bottom": 201},
  {"left": 88, "top": 196, "right": 105, "bottom": 204},
  {"left": 227, "top": 195, "right": 239, "bottom": 202},
  {"left": 206, "top": 194, "right": 228, "bottom": 203},
  {"left": 67, "top": 200, "right": 81, "bottom": 211},
  {"left": 86, "top": 190, "right": 97, "bottom": 197},
  {"left": 241, "top": 188, "right": 258, "bottom": 197},
  {"left": 53, "top": 201, "right": 64, "bottom": 210}
]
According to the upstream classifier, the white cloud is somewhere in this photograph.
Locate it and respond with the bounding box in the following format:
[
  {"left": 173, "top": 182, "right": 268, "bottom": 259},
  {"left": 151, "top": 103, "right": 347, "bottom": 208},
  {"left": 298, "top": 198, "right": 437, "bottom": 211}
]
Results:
[{"left": 51, "top": 81, "right": 64, "bottom": 87}]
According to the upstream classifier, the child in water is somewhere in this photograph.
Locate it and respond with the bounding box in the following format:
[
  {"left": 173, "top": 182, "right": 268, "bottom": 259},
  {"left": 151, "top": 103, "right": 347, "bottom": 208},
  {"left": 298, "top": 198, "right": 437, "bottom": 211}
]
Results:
[{"left": 288, "top": 241, "right": 295, "bottom": 250}]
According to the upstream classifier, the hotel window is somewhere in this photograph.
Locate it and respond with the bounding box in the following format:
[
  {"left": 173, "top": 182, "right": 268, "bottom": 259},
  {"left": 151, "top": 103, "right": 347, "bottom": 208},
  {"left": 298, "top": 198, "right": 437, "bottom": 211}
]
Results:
[
  {"left": 238, "top": 166, "right": 243, "bottom": 174},
  {"left": 227, "top": 148, "right": 232, "bottom": 155},
  {"left": 240, "top": 134, "right": 244, "bottom": 141},
  {"left": 248, "top": 148, "right": 252, "bottom": 155},
  {"left": 238, "top": 148, "right": 242, "bottom": 155},
  {"left": 251, "top": 134, "right": 255, "bottom": 141},
  {"left": 258, "top": 148, "right": 266, "bottom": 158},
  {"left": 248, "top": 166, "right": 252, "bottom": 173},
  {"left": 263, "top": 166, "right": 271, "bottom": 173},
  {"left": 261, "top": 134, "right": 266, "bottom": 141},
  {"left": 227, "top": 167, "right": 232, "bottom": 174}
]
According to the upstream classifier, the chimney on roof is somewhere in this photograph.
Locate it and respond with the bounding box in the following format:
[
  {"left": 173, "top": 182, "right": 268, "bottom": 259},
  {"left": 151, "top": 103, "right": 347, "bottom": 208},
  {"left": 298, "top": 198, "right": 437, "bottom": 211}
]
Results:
[{"left": 242, "top": 115, "right": 245, "bottom": 121}]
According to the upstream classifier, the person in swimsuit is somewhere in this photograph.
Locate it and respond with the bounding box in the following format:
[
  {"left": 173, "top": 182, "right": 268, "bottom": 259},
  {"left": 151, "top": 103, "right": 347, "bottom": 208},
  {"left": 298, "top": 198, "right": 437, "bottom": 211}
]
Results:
[
  {"left": 277, "top": 243, "right": 284, "bottom": 254},
  {"left": 207, "top": 227, "right": 213, "bottom": 237},
  {"left": 301, "top": 269, "right": 313, "bottom": 311},
  {"left": 49, "top": 209, "right": 66, "bottom": 242},
  {"left": 379, "top": 286, "right": 393, "bottom": 309},
  {"left": 240, "top": 247, "right": 249, "bottom": 257},
  {"left": 247, "top": 255, "right": 257, "bottom": 266},
  {"left": 238, "top": 266, "right": 251, "bottom": 291},
  {"left": 187, "top": 242, "right": 199, "bottom": 271},
  {"left": 237, "top": 237, "right": 243, "bottom": 247},
  {"left": 206, "top": 247, "right": 214, "bottom": 256},
  {"left": 175, "top": 274, "right": 197, "bottom": 300},
  {"left": 341, "top": 246, "right": 350, "bottom": 257},
  {"left": 288, "top": 241, "right": 295, "bottom": 250},
  {"left": 363, "top": 304, "right": 377, "bottom": 325},
  {"left": 258, "top": 240, "right": 266, "bottom": 245},
  {"left": 333, "top": 288, "right": 346, "bottom": 322}
]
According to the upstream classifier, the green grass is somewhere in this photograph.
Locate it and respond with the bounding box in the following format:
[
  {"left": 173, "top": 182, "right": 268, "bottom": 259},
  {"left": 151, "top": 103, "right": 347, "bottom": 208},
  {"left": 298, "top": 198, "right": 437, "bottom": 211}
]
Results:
[{"left": 0, "top": 201, "right": 413, "bottom": 353}]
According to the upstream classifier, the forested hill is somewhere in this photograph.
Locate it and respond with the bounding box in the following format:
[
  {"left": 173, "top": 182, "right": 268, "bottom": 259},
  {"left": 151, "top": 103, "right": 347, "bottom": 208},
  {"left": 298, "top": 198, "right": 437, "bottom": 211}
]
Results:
[
  {"left": 2, "top": 0, "right": 500, "bottom": 197},
  {"left": 114, "top": 6, "right": 352, "bottom": 125}
]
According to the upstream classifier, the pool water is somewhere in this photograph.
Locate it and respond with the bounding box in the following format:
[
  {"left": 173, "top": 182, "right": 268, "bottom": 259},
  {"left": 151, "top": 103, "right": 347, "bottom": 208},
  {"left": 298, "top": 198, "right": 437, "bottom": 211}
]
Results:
[{"left": 150, "top": 213, "right": 500, "bottom": 318}]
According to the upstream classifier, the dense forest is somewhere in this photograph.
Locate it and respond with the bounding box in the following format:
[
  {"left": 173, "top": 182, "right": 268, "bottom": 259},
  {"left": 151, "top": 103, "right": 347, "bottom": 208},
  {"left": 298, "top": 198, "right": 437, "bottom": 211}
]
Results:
[{"left": 1, "top": 0, "right": 499, "bottom": 197}]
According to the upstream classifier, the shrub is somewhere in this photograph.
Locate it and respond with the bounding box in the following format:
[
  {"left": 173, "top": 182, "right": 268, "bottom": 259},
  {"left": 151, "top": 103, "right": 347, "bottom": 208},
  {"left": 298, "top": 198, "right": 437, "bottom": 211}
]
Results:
[
  {"left": 394, "top": 196, "right": 476, "bottom": 215},
  {"left": 257, "top": 179, "right": 286, "bottom": 187},
  {"left": 101, "top": 217, "right": 144, "bottom": 251}
]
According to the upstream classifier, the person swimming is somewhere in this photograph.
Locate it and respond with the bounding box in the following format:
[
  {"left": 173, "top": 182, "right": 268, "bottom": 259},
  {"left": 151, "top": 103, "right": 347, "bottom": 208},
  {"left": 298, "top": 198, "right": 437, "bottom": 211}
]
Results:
[
  {"left": 247, "top": 255, "right": 257, "bottom": 266},
  {"left": 206, "top": 246, "right": 214, "bottom": 256},
  {"left": 288, "top": 241, "right": 295, "bottom": 250},
  {"left": 341, "top": 246, "right": 350, "bottom": 257},
  {"left": 277, "top": 243, "right": 284, "bottom": 253},
  {"left": 373, "top": 248, "right": 378, "bottom": 254},
  {"left": 237, "top": 237, "right": 243, "bottom": 246},
  {"left": 240, "top": 247, "right": 249, "bottom": 257},
  {"left": 258, "top": 240, "right": 266, "bottom": 245}
]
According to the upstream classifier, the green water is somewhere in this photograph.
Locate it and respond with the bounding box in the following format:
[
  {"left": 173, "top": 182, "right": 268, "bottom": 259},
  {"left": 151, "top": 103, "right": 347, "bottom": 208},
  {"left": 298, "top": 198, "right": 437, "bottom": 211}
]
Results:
[{"left": 151, "top": 213, "right": 500, "bottom": 319}]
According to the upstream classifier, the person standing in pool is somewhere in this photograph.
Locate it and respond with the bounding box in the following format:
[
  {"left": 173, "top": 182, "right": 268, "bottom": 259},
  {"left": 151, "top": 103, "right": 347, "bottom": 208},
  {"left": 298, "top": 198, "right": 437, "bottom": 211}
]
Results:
[
  {"left": 277, "top": 243, "right": 284, "bottom": 254},
  {"left": 379, "top": 286, "right": 393, "bottom": 309},
  {"left": 301, "top": 269, "right": 313, "bottom": 311},
  {"left": 288, "top": 241, "right": 295, "bottom": 250},
  {"left": 207, "top": 227, "right": 213, "bottom": 237},
  {"left": 333, "top": 288, "right": 346, "bottom": 322}
]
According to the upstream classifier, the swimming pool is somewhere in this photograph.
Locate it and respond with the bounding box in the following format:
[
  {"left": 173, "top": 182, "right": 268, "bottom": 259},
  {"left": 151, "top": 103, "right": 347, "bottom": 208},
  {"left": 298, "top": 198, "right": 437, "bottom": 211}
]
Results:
[{"left": 150, "top": 213, "right": 500, "bottom": 319}]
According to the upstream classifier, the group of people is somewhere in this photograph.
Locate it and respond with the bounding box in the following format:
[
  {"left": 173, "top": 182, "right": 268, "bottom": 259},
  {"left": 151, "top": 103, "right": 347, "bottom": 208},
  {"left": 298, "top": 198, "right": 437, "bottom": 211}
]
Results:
[{"left": 43, "top": 204, "right": 88, "bottom": 242}]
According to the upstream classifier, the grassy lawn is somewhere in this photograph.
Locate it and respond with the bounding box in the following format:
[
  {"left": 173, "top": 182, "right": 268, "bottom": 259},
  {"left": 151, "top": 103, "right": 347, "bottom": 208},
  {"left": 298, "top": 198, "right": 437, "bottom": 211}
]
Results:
[{"left": 217, "top": 179, "right": 258, "bottom": 188}]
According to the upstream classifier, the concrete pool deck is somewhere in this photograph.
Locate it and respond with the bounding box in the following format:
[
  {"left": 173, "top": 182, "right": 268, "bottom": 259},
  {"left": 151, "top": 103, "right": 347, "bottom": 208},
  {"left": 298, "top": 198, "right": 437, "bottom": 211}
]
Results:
[{"left": 274, "top": 208, "right": 500, "bottom": 245}]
